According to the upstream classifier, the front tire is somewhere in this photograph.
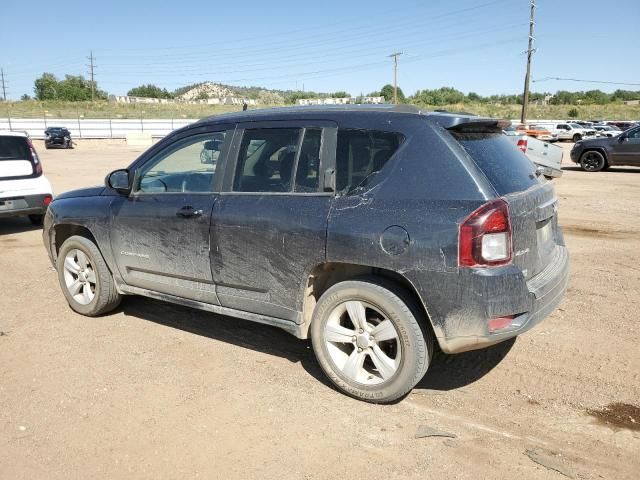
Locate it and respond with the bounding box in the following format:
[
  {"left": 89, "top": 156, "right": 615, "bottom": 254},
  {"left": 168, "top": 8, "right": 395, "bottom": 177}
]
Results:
[
  {"left": 310, "top": 279, "right": 433, "bottom": 403},
  {"left": 580, "top": 150, "right": 607, "bottom": 172},
  {"left": 572, "top": 134, "right": 582, "bottom": 142},
  {"left": 56, "top": 235, "right": 121, "bottom": 316}
]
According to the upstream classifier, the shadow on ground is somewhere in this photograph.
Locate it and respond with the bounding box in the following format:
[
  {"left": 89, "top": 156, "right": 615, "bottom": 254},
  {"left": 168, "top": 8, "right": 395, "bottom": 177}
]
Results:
[
  {"left": 562, "top": 165, "right": 640, "bottom": 173},
  {"left": 416, "top": 338, "right": 515, "bottom": 391},
  {"left": 0, "top": 217, "right": 41, "bottom": 236},
  {"left": 121, "top": 296, "right": 514, "bottom": 394}
]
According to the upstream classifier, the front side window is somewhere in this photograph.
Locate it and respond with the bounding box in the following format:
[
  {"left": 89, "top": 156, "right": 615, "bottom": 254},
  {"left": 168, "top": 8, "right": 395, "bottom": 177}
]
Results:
[
  {"left": 234, "top": 128, "right": 301, "bottom": 192},
  {"left": 626, "top": 127, "right": 640, "bottom": 139},
  {"left": 335, "top": 129, "right": 403, "bottom": 194},
  {"left": 138, "top": 132, "right": 225, "bottom": 193}
]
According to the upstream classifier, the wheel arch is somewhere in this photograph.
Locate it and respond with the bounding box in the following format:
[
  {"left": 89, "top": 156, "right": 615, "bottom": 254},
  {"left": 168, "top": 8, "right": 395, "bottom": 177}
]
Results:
[
  {"left": 299, "top": 262, "right": 436, "bottom": 341},
  {"left": 52, "top": 223, "right": 99, "bottom": 263}
]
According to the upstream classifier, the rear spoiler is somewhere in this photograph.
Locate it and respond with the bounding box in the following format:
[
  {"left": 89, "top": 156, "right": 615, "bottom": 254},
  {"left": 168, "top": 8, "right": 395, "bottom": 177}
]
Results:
[
  {"left": 426, "top": 112, "right": 511, "bottom": 133},
  {"left": 446, "top": 119, "right": 511, "bottom": 133}
]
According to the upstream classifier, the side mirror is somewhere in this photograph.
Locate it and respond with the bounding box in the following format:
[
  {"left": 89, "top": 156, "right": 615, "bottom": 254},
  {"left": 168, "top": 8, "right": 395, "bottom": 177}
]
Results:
[
  {"left": 203, "top": 139, "right": 221, "bottom": 151},
  {"left": 106, "top": 169, "right": 132, "bottom": 195},
  {"left": 618, "top": 135, "right": 627, "bottom": 143}
]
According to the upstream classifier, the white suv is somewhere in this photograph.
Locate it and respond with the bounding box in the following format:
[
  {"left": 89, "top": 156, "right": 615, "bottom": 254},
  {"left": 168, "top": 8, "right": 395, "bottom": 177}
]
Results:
[{"left": 0, "top": 131, "right": 53, "bottom": 225}]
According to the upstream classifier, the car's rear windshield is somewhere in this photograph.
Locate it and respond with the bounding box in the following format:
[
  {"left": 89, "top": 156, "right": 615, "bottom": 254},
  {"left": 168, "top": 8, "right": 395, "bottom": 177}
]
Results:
[
  {"left": 450, "top": 131, "right": 538, "bottom": 195},
  {"left": 0, "top": 136, "right": 30, "bottom": 161}
]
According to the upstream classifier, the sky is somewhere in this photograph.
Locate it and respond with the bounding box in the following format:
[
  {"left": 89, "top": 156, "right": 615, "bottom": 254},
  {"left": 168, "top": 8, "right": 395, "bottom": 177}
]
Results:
[{"left": 1, "top": 0, "right": 638, "bottom": 100}]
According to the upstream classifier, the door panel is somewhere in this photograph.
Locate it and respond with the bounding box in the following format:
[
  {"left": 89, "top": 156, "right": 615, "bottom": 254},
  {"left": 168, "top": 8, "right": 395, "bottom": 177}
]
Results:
[
  {"left": 109, "top": 129, "right": 230, "bottom": 303},
  {"left": 211, "top": 122, "right": 336, "bottom": 321},
  {"left": 110, "top": 194, "right": 218, "bottom": 303},
  {"left": 211, "top": 195, "right": 330, "bottom": 320},
  {"left": 610, "top": 128, "right": 640, "bottom": 165}
]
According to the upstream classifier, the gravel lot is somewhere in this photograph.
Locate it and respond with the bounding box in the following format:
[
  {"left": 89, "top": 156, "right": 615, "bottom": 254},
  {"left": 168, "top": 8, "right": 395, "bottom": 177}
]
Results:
[{"left": 1, "top": 140, "right": 638, "bottom": 479}]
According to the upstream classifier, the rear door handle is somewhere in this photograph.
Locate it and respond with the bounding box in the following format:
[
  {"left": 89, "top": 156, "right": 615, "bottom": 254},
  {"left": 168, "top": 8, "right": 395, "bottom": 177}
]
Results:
[{"left": 176, "top": 206, "right": 203, "bottom": 218}]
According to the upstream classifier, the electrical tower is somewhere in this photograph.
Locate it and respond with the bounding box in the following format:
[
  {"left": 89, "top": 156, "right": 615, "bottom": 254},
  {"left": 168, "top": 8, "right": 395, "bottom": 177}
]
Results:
[
  {"left": 520, "top": 0, "right": 536, "bottom": 124},
  {"left": 0, "top": 68, "right": 7, "bottom": 101},
  {"left": 87, "top": 50, "right": 96, "bottom": 101},
  {"left": 388, "top": 52, "right": 403, "bottom": 104}
]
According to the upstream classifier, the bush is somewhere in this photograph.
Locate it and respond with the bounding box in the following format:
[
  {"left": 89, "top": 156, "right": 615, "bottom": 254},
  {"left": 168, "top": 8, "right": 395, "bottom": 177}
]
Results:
[{"left": 568, "top": 108, "right": 579, "bottom": 118}]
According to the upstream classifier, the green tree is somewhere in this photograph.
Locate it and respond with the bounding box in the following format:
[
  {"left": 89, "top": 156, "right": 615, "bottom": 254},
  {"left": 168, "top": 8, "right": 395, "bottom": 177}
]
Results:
[
  {"left": 33, "top": 73, "right": 106, "bottom": 101},
  {"left": 332, "top": 91, "right": 350, "bottom": 98},
  {"left": 21, "top": 94, "right": 31, "bottom": 101},
  {"left": 583, "top": 89, "right": 610, "bottom": 105},
  {"left": 412, "top": 87, "right": 464, "bottom": 106},
  {"left": 34, "top": 73, "right": 59, "bottom": 100},
  {"left": 380, "top": 84, "right": 405, "bottom": 103},
  {"left": 466, "top": 91, "right": 482, "bottom": 103},
  {"left": 127, "top": 84, "right": 173, "bottom": 99}
]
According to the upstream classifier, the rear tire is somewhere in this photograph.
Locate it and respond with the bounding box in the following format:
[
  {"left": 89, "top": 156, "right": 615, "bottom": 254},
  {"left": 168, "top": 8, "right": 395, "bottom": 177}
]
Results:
[
  {"left": 580, "top": 150, "right": 607, "bottom": 172},
  {"left": 572, "top": 133, "right": 582, "bottom": 142},
  {"left": 56, "top": 235, "right": 121, "bottom": 316},
  {"left": 310, "top": 279, "right": 433, "bottom": 403},
  {"left": 28, "top": 214, "right": 43, "bottom": 225}
]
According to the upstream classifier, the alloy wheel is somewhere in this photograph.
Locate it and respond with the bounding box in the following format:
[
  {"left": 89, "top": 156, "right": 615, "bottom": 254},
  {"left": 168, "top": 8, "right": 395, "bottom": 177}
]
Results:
[
  {"left": 63, "top": 249, "right": 97, "bottom": 305},
  {"left": 324, "top": 300, "right": 402, "bottom": 385},
  {"left": 581, "top": 151, "right": 605, "bottom": 171}
]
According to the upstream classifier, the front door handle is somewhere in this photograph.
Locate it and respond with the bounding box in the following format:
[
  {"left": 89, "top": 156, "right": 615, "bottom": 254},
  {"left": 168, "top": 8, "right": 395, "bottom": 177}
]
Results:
[{"left": 176, "top": 206, "right": 203, "bottom": 218}]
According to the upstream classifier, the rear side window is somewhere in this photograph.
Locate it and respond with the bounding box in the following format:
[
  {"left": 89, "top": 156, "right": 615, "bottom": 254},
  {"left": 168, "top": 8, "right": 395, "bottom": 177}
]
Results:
[
  {"left": 450, "top": 131, "right": 538, "bottom": 195},
  {"left": 336, "top": 129, "right": 403, "bottom": 194},
  {"left": 0, "top": 136, "right": 30, "bottom": 161},
  {"left": 234, "top": 128, "right": 301, "bottom": 192}
]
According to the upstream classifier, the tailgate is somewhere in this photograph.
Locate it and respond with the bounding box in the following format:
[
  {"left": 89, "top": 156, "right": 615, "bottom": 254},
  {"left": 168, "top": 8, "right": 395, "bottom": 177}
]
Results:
[
  {"left": 504, "top": 181, "right": 560, "bottom": 279},
  {"left": 524, "top": 137, "right": 563, "bottom": 172}
]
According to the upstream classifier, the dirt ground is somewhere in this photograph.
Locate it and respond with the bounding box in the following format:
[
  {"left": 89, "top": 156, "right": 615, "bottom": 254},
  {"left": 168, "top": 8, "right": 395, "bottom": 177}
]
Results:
[{"left": 1, "top": 140, "right": 639, "bottom": 479}]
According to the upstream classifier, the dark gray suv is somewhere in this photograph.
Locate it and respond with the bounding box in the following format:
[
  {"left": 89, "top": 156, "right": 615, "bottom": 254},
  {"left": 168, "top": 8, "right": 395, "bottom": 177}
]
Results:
[
  {"left": 43, "top": 105, "right": 569, "bottom": 402},
  {"left": 570, "top": 125, "right": 640, "bottom": 171}
]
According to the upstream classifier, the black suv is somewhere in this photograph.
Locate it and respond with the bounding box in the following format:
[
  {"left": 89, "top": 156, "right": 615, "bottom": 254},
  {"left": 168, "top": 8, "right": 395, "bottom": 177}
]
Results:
[
  {"left": 570, "top": 125, "right": 640, "bottom": 171},
  {"left": 43, "top": 106, "right": 569, "bottom": 402},
  {"left": 44, "top": 127, "right": 73, "bottom": 149}
]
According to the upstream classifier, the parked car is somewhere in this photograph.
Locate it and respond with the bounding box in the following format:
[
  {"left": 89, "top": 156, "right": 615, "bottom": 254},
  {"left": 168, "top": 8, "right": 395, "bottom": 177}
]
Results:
[
  {"left": 0, "top": 131, "right": 53, "bottom": 225},
  {"left": 515, "top": 124, "right": 557, "bottom": 142},
  {"left": 504, "top": 126, "right": 563, "bottom": 178},
  {"left": 593, "top": 125, "right": 622, "bottom": 138},
  {"left": 605, "top": 121, "right": 638, "bottom": 131},
  {"left": 567, "top": 120, "right": 594, "bottom": 129},
  {"left": 538, "top": 122, "right": 595, "bottom": 142},
  {"left": 44, "top": 127, "right": 73, "bottom": 149},
  {"left": 42, "top": 106, "right": 569, "bottom": 403},
  {"left": 570, "top": 124, "right": 640, "bottom": 171}
]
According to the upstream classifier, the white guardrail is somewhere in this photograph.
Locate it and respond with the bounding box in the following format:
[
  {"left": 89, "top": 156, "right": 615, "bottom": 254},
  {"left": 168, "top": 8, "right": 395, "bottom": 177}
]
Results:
[{"left": 0, "top": 117, "right": 198, "bottom": 139}]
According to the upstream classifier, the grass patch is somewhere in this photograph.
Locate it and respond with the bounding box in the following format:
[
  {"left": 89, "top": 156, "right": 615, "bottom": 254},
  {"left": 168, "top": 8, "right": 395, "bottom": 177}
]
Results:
[{"left": 1, "top": 100, "right": 639, "bottom": 121}]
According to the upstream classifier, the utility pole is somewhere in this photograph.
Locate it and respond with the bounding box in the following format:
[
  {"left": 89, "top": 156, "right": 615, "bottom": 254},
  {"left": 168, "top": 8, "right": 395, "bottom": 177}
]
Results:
[
  {"left": 87, "top": 50, "right": 96, "bottom": 101},
  {"left": 520, "top": 0, "right": 536, "bottom": 124},
  {"left": 388, "top": 52, "right": 402, "bottom": 104},
  {"left": 0, "top": 68, "right": 7, "bottom": 101}
]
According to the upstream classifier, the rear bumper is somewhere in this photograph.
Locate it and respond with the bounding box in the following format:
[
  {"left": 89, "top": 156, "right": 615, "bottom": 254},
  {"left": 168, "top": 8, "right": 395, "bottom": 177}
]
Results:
[
  {"left": 436, "top": 246, "right": 569, "bottom": 353},
  {"left": 537, "top": 165, "right": 563, "bottom": 178},
  {"left": 0, "top": 193, "right": 52, "bottom": 217}
]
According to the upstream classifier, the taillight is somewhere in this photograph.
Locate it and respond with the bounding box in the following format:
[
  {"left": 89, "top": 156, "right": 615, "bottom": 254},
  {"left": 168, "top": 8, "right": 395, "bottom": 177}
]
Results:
[
  {"left": 516, "top": 138, "right": 527, "bottom": 153},
  {"left": 26, "top": 137, "right": 43, "bottom": 175},
  {"left": 43, "top": 195, "right": 52, "bottom": 206},
  {"left": 459, "top": 199, "right": 512, "bottom": 267}
]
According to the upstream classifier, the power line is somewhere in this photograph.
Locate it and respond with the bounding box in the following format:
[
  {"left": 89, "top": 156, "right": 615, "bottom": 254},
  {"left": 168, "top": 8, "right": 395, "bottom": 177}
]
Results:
[
  {"left": 520, "top": 0, "right": 536, "bottom": 123},
  {"left": 388, "top": 52, "right": 403, "bottom": 104},
  {"left": 533, "top": 77, "right": 640, "bottom": 87}
]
